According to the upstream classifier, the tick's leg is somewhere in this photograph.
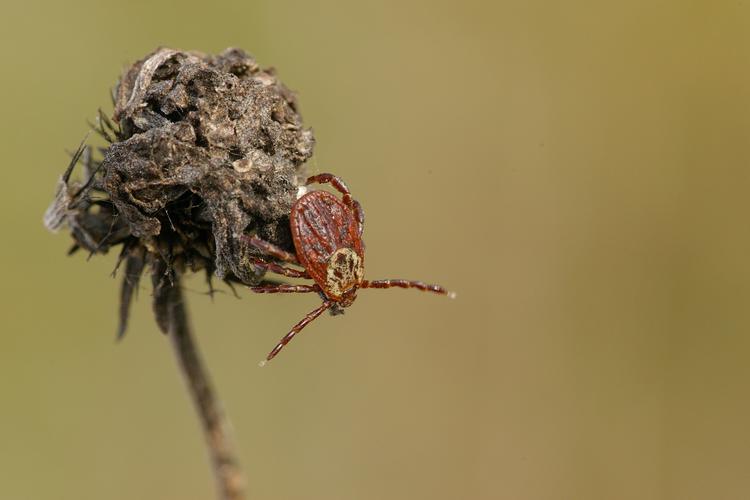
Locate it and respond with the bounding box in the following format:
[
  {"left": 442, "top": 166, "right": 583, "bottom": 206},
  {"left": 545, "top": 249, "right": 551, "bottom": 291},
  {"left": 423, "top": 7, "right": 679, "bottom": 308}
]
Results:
[
  {"left": 352, "top": 199, "right": 365, "bottom": 237},
  {"left": 361, "top": 279, "right": 456, "bottom": 298},
  {"left": 261, "top": 301, "right": 332, "bottom": 365},
  {"left": 249, "top": 257, "right": 309, "bottom": 278},
  {"left": 243, "top": 235, "right": 299, "bottom": 264},
  {"left": 249, "top": 284, "right": 320, "bottom": 294},
  {"left": 306, "top": 173, "right": 365, "bottom": 235}
]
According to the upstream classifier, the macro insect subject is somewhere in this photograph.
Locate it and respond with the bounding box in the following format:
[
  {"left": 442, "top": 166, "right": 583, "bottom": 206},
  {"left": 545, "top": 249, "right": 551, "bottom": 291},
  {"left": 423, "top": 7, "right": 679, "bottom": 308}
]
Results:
[{"left": 244, "top": 173, "right": 454, "bottom": 365}]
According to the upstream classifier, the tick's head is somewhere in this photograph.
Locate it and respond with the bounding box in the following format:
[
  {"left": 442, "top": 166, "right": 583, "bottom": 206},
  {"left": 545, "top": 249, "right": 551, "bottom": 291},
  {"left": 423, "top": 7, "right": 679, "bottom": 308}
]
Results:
[
  {"left": 338, "top": 288, "right": 359, "bottom": 308},
  {"left": 329, "top": 289, "right": 357, "bottom": 315},
  {"left": 324, "top": 247, "right": 364, "bottom": 305}
]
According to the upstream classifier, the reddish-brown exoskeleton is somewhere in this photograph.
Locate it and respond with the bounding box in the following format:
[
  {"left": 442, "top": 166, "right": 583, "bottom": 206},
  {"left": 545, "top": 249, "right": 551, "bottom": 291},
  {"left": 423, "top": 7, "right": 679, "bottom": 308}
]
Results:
[{"left": 244, "top": 173, "right": 454, "bottom": 365}]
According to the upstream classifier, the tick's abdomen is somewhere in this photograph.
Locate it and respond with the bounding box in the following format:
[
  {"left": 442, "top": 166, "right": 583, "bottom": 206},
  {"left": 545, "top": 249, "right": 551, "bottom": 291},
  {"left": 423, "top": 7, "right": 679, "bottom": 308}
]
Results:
[{"left": 290, "top": 191, "right": 364, "bottom": 294}]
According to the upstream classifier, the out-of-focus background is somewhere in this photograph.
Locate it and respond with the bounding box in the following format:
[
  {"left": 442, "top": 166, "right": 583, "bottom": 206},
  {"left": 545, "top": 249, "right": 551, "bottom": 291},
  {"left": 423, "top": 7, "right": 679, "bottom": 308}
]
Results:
[{"left": 2, "top": 1, "right": 750, "bottom": 499}]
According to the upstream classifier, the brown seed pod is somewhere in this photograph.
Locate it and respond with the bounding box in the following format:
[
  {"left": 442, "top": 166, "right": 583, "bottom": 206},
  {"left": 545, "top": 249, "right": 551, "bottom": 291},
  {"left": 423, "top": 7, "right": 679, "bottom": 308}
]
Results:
[{"left": 44, "top": 47, "right": 315, "bottom": 338}]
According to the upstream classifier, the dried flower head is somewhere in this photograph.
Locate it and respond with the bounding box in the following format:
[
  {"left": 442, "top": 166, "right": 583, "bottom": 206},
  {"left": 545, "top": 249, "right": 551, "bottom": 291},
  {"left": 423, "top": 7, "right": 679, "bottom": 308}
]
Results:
[{"left": 44, "top": 47, "right": 315, "bottom": 338}]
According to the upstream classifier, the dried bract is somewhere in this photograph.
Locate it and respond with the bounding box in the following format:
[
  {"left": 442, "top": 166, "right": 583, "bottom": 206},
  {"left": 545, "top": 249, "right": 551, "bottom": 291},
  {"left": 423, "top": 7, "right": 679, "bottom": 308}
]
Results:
[{"left": 44, "top": 47, "right": 315, "bottom": 337}]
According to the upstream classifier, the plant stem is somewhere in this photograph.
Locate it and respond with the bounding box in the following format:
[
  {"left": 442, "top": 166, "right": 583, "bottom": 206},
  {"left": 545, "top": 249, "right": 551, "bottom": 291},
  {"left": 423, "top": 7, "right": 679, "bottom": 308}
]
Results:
[{"left": 166, "top": 278, "right": 246, "bottom": 500}]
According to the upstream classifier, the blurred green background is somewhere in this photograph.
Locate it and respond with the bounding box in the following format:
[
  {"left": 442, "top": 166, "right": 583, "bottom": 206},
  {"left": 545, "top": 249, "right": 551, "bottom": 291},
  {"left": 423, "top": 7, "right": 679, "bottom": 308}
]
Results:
[{"left": 2, "top": 1, "right": 750, "bottom": 499}]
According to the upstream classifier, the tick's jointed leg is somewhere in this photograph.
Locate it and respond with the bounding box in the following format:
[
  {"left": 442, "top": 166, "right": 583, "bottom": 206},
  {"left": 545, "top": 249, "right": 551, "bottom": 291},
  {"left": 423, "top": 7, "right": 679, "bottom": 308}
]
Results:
[
  {"left": 249, "top": 257, "right": 309, "bottom": 279},
  {"left": 244, "top": 235, "right": 299, "bottom": 264},
  {"left": 361, "top": 279, "right": 455, "bottom": 298},
  {"left": 306, "top": 173, "right": 365, "bottom": 234},
  {"left": 249, "top": 284, "right": 320, "bottom": 294},
  {"left": 261, "top": 301, "right": 333, "bottom": 364},
  {"left": 351, "top": 199, "right": 365, "bottom": 236}
]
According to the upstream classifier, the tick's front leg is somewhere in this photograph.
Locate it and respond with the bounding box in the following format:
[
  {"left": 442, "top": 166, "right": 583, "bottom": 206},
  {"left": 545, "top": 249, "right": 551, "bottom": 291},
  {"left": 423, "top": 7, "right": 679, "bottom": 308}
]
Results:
[
  {"left": 261, "top": 301, "right": 332, "bottom": 365},
  {"left": 361, "top": 279, "right": 455, "bottom": 298}
]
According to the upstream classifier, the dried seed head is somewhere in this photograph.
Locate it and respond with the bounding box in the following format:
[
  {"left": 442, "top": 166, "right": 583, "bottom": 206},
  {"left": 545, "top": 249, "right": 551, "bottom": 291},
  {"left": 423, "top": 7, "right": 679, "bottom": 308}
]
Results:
[{"left": 44, "top": 47, "right": 315, "bottom": 337}]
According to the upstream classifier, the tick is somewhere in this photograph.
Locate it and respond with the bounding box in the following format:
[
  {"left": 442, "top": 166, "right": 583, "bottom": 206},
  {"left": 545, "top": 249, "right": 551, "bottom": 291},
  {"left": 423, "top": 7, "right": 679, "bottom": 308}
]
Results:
[{"left": 243, "top": 173, "right": 454, "bottom": 365}]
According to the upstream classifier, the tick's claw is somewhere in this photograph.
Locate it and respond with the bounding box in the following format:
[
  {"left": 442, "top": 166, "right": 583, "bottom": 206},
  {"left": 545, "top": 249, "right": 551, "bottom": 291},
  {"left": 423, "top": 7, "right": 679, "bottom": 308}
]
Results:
[
  {"left": 448, "top": 291, "right": 457, "bottom": 299},
  {"left": 258, "top": 359, "right": 268, "bottom": 368}
]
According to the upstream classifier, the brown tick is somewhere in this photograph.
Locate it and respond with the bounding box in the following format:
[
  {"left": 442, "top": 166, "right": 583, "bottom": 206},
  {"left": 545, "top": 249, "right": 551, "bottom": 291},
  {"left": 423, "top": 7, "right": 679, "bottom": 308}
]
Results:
[{"left": 243, "top": 173, "right": 454, "bottom": 365}]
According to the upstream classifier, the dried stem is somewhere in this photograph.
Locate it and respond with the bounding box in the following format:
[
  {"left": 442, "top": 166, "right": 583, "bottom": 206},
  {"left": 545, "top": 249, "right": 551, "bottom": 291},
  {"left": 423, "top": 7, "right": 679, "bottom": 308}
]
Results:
[{"left": 165, "top": 277, "right": 246, "bottom": 500}]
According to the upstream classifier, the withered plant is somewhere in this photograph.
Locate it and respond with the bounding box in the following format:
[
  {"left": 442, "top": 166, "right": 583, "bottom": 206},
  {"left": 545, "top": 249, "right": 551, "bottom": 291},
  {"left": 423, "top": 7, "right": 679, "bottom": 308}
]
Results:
[{"left": 44, "top": 47, "right": 316, "bottom": 500}]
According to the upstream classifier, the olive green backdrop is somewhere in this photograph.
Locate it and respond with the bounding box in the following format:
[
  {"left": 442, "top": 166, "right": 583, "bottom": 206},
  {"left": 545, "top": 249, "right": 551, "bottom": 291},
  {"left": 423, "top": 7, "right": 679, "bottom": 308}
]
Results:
[{"left": 2, "top": 1, "right": 750, "bottom": 499}]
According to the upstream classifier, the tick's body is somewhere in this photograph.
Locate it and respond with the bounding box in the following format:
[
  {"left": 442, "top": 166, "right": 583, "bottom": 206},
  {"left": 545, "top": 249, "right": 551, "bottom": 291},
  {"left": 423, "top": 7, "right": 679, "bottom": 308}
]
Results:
[{"left": 245, "top": 173, "right": 452, "bottom": 364}]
